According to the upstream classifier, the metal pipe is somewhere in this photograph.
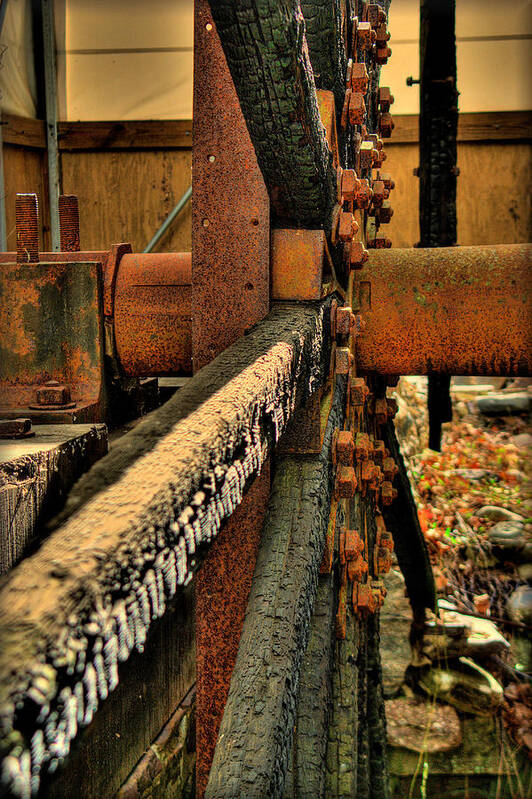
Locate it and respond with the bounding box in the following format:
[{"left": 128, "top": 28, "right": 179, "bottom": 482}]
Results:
[
  {"left": 143, "top": 186, "right": 192, "bottom": 253},
  {"left": 41, "top": 0, "right": 61, "bottom": 251},
  {"left": 355, "top": 244, "right": 532, "bottom": 376}
]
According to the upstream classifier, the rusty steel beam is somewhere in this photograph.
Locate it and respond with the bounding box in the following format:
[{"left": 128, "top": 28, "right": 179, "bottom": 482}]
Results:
[
  {"left": 0, "top": 300, "right": 332, "bottom": 799},
  {"left": 356, "top": 244, "right": 532, "bottom": 376},
  {"left": 114, "top": 252, "right": 192, "bottom": 377}
]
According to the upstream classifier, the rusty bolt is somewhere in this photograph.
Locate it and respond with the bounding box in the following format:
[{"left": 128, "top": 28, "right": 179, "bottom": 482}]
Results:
[
  {"left": 351, "top": 62, "right": 369, "bottom": 94},
  {"left": 335, "top": 430, "right": 355, "bottom": 466},
  {"left": 371, "top": 580, "right": 387, "bottom": 608},
  {"left": 350, "top": 377, "right": 369, "bottom": 407},
  {"left": 58, "top": 195, "right": 81, "bottom": 252},
  {"left": 354, "top": 178, "right": 373, "bottom": 209},
  {"left": 338, "top": 210, "right": 358, "bottom": 242},
  {"left": 381, "top": 481, "right": 398, "bottom": 506},
  {"left": 360, "top": 460, "right": 376, "bottom": 494},
  {"left": 348, "top": 240, "right": 369, "bottom": 270},
  {"left": 383, "top": 456, "right": 399, "bottom": 482},
  {"left": 367, "top": 236, "right": 392, "bottom": 249},
  {"left": 355, "top": 432, "right": 372, "bottom": 461},
  {"left": 354, "top": 582, "right": 375, "bottom": 614},
  {"left": 371, "top": 180, "right": 386, "bottom": 208},
  {"left": 349, "top": 91, "right": 366, "bottom": 126},
  {"left": 367, "top": 3, "right": 386, "bottom": 26},
  {"left": 340, "top": 169, "right": 358, "bottom": 201},
  {"left": 348, "top": 554, "right": 369, "bottom": 582},
  {"left": 375, "top": 22, "right": 390, "bottom": 46},
  {"left": 340, "top": 87, "right": 352, "bottom": 130},
  {"left": 378, "top": 87, "right": 394, "bottom": 111},
  {"left": 369, "top": 464, "right": 384, "bottom": 494},
  {"left": 0, "top": 418, "right": 34, "bottom": 439},
  {"left": 375, "top": 46, "right": 392, "bottom": 65},
  {"left": 378, "top": 201, "right": 394, "bottom": 223},
  {"left": 357, "top": 21, "right": 376, "bottom": 49},
  {"left": 359, "top": 141, "right": 378, "bottom": 171},
  {"left": 374, "top": 397, "right": 388, "bottom": 426},
  {"left": 335, "top": 347, "right": 354, "bottom": 375},
  {"left": 35, "top": 380, "right": 72, "bottom": 407},
  {"left": 376, "top": 547, "right": 392, "bottom": 575},
  {"left": 379, "top": 530, "right": 395, "bottom": 552},
  {"left": 373, "top": 440, "right": 387, "bottom": 466},
  {"left": 342, "top": 528, "right": 365, "bottom": 560},
  {"left": 336, "top": 465, "right": 358, "bottom": 499},
  {"left": 380, "top": 172, "right": 395, "bottom": 191},
  {"left": 379, "top": 112, "right": 395, "bottom": 138},
  {"left": 16, "top": 193, "right": 39, "bottom": 264},
  {"left": 335, "top": 306, "right": 355, "bottom": 337},
  {"left": 366, "top": 133, "right": 383, "bottom": 151}
]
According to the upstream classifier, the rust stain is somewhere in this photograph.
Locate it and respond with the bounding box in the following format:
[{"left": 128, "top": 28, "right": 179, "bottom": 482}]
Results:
[
  {"left": 356, "top": 244, "right": 532, "bottom": 376},
  {"left": 271, "top": 228, "right": 328, "bottom": 300}
]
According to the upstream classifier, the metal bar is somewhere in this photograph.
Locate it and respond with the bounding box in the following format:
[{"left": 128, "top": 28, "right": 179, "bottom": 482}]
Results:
[
  {"left": 41, "top": 0, "right": 60, "bottom": 251},
  {"left": 0, "top": 299, "right": 332, "bottom": 799},
  {"left": 143, "top": 185, "right": 192, "bottom": 253},
  {"left": 356, "top": 244, "right": 532, "bottom": 376},
  {"left": 0, "top": 0, "right": 8, "bottom": 250}
]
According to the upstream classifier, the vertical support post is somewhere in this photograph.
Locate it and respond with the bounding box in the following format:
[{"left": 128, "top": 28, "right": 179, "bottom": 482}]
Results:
[
  {"left": 192, "top": 1, "right": 270, "bottom": 796},
  {"left": 0, "top": 0, "right": 10, "bottom": 251},
  {"left": 41, "top": 0, "right": 61, "bottom": 251},
  {"left": 419, "top": 0, "right": 458, "bottom": 449}
]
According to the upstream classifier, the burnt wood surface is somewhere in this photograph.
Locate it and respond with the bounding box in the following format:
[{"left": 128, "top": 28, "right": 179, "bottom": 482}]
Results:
[
  {"left": 205, "top": 379, "right": 345, "bottom": 798},
  {"left": 207, "top": 0, "right": 337, "bottom": 230},
  {"left": 300, "top": 1, "right": 346, "bottom": 113}
]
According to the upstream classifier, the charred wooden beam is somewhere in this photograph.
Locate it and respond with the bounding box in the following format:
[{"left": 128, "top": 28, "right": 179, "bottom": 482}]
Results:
[
  {"left": 205, "top": 380, "right": 345, "bottom": 799},
  {"left": 300, "top": 1, "right": 347, "bottom": 113},
  {"left": 0, "top": 299, "right": 333, "bottom": 799},
  {"left": 206, "top": 1, "right": 338, "bottom": 231}
]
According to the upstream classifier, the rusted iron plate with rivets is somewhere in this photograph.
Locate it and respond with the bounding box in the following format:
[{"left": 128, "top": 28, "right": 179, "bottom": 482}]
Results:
[
  {"left": 192, "top": 0, "right": 269, "bottom": 372},
  {"left": 356, "top": 244, "right": 532, "bottom": 376},
  {"left": 114, "top": 252, "right": 192, "bottom": 377}
]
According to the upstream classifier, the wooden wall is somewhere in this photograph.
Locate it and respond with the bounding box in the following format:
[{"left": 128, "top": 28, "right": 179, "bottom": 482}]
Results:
[{"left": 2, "top": 112, "right": 531, "bottom": 254}]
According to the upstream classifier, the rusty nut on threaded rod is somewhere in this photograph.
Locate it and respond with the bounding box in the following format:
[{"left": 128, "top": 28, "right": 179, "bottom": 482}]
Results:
[
  {"left": 333, "top": 429, "right": 355, "bottom": 466},
  {"left": 335, "top": 347, "right": 354, "bottom": 375},
  {"left": 351, "top": 62, "right": 369, "bottom": 94},
  {"left": 336, "top": 465, "right": 358, "bottom": 499},
  {"left": 15, "top": 193, "right": 39, "bottom": 263},
  {"left": 378, "top": 87, "right": 394, "bottom": 112},
  {"left": 347, "top": 240, "right": 369, "bottom": 270},
  {"left": 34, "top": 381, "right": 72, "bottom": 407},
  {"left": 338, "top": 211, "right": 359, "bottom": 242},
  {"left": 58, "top": 195, "right": 81, "bottom": 252},
  {"left": 350, "top": 377, "right": 370, "bottom": 408}
]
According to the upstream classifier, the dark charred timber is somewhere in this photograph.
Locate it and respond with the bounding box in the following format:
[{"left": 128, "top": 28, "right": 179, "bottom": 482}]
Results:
[
  {"left": 419, "top": 0, "right": 458, "bottom": 450},
  {"left": 205, "top": 380, "right": 346, "bottom": 799},
  {"left": 300, "top": 1, "right": 347, "bottom": 114},
  {"left": 284, "top": 570, "right": 336, "bottom": 799},
  {"left": 0, "top": 300, "right": 333, "bottom": 799},
  {"left": 206, "top": 1, "right": 337, "bottom": 231},
  {"left": 381, "top": 420, "right": 436, "bottom": 615},
  {"left": 367, "top": 615, "right": 390, "bottom": 799}
]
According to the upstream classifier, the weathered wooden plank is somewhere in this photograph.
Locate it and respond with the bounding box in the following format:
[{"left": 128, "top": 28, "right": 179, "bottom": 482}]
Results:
[
  {"left": 392, "top": 111, "right": 532, "bottom": 144},
  {"left": 58, "top": 120, "right": 193, "bottom": 151},
  {"left": 205, "top": 379, "right": 346, "bottom": 799}
]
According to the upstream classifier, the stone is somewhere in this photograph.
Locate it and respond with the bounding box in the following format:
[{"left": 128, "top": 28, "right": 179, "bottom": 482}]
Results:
[
  {"left": 417, "top": 657, "right": 503, "bottom": 716},
  {"left": 475, "top": 506, "right": 525, "bottom": 523},
  {"left": 386, "top": 697, "right": 462, "bottom": 753},
  {"left": 452, "top": 468, "right": 495, "bottom": 481},
  {"left": 487, "top": 521, "right": 530, "bottom": 561},
  {"left": 506, "top": 584, "right": 532, "bottom": 627},
  {"left": 475, "top": 392, "right": 531, "bottom": 416},
  {"left": 380, "top": 569, "right": 413, "bottom": 697},
  {"left": 511, "top": 433, "right": 532, "bottom": 449},
  {"left": 423, "top": 601, "right": 509, "bottom": 661}
]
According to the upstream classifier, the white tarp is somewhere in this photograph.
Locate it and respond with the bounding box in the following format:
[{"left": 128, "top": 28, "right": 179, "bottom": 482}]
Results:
[{"left": 0, "top": 0, "right": 37, "bottom": 117}]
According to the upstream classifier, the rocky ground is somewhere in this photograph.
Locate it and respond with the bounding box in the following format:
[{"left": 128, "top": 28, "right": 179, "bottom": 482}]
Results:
[{"left": 382, "top": 377, "right": 532, "bottom": 784}]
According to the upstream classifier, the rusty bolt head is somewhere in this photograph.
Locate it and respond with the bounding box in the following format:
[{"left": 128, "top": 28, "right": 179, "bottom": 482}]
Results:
[
  {"left": 355, "top": 582, "right": 375, "bottom": 614},
  {"left": 335, "top": 306, "right": 355, "bottom": 337},
  {"left": 351, "top": 62, "right": 369, "bottom": 94},
  {"left": 374, "top": 397, "right": 388, "bottom": 426},
  {"left": 0, "top": 418, "right": 34, "bottom": 439},
  {"left": 381, "top": 480, "right": 398, "bottom": 506},
  {"left": 335, "top": 347, "right": 354, "bottom": 375},
  {"left": 378, "top": 87, "right": 395, "bottom": 111},
  {"left": 335, "top": 430, "right": 355, "bottom": 466},
  {"left": 366, "top": 133, "right": 383, "bottom": 151},
  {"left": 354, "top": 178, "right": 373, "bottom": 209},
  {"left": 35, "top": 380, "right": 72, "bottom": 407},
  {"left": 367, "top": 3, "right": 387, "bottom": 26},
  {"left": 348, "top": 240, "right": 369, "bottom": 270},
  {"left": 359, "top": 142, "right": 378, "bottom": 171},
  {"left": 350, "top": 377, "right": 369, "bottom": 407},
  {"left": 383, "top": 456, "right": 399, "bottom": 482},
  {"left": 336, "top": 465, "right": 358, "bottom": 499},
  {"left": 375, "top": 45, "right": 392, "bottom": 65},
  {"left": 349, "top": 91, "right": 366, "bottom": 126},
  {"left": 373, "top": 440, "right": 387, "bottom": 465},
  {"left": 367, "top": 236, "right": 392, "bottom": 249},
  {"left": 378, "top": 201, "right": 394, "bottom": 223},
  {"left": 340, "top": 87, "right": 352, "bottom": 130},
  {"left": 348, "top": 554, "right": 369, "bottom": 582},
  {"left": 371, "top": 180, "right": 386, "bottom": 208},
  {"left": 379, "top": 530, "right": 395, "bottom": 552},
  {"left": 375, "top": 22, "right": 391, "bottom": 46},
  {"left": 380, "top": 172, "right": 395, "bottom": 191},
  {"left": 361, "top": 460, "right": 376, "bottom": 486},
  {"left": 379, "top": 112, "right": 395, "bottom": 138},
  {"left": 355, "top": 432, "right": 371, "bottom": 461},
  {"left": 340, "top": 169, "right": 358, "bottom": 202},
  {"left": 386, "top": 397, "right": 398, "bottom": 418},
  {"left": 376, "top": 547, "right": 392, "bottom": 575},
  {"left": 338, "top": 210, "right": 358, "bottom": 242},
  {"left": 357, "top": 21, "right": 376, "bottom": 49}
]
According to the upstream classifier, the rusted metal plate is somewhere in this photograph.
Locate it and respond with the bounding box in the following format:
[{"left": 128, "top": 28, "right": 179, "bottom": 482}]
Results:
[
  {"left": 317, "top": 89, "right": 340, "bottom": 168},
  {"left": 192, "top": 0, "right": 269, "bottom": 371},
  {"left": 271, "top": 228, "right": 335, "bottom": 300},
  {"left": 195, "top": 466, "right": 270, "bottom": 798},
  {"left": 114, "top": 252, "right": 192, "bottom": 377},
  {"left": 355, "top": 244, "right": 532, "bottom": 376},
  {"left": 0, "top": 261, "right": 105, "bottom": 420}
]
